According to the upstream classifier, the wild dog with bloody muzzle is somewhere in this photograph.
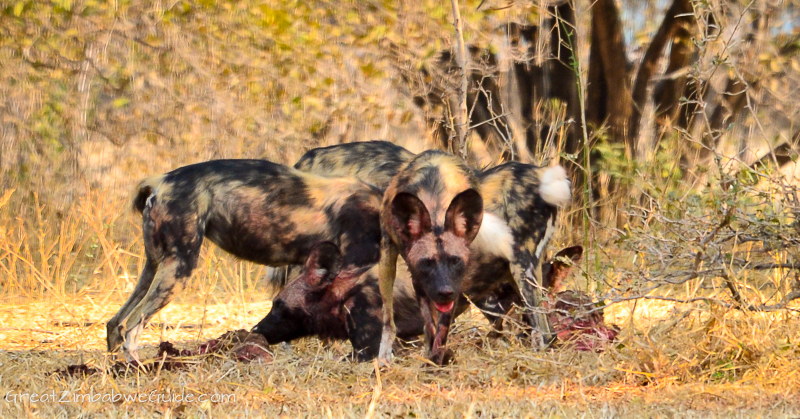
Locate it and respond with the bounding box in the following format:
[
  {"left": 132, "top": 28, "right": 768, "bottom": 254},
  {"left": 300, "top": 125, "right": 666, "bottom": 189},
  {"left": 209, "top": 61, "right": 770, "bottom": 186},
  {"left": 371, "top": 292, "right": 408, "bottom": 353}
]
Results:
[
  {"left": 378, "top": 150, "right": 483, "bottom": 366},
  {"left": 107, "top": 159, "right": 383, "bottom": 362}
]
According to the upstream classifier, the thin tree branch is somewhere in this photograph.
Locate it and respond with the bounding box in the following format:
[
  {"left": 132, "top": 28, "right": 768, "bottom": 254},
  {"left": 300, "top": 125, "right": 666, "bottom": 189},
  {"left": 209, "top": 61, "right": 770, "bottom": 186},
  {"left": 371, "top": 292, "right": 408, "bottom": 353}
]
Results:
[{"left": 450, "top": 0, "right": 470, "bottom": 159}]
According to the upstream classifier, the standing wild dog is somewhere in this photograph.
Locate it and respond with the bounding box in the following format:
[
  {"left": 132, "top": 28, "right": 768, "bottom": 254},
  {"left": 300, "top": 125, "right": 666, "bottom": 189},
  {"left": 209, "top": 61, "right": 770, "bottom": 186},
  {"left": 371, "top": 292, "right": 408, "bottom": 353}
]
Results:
[
  {"left": 294, "top": 141, "right": 571, "bottom": 362},
  {"left": 467, "top": 162, "right": 571, "bottom": 349},
  {"left": 252, "top": 242, "right": 424, "bottom": 361},
  {"left": 378, "top": 150, "right": 483, "bottom": 365},
  {"left": 107, "top": 160, "right": 383, "bottom": 362},
  {"left": 265, "top": 141, "right": 416, "bottom": 289}
]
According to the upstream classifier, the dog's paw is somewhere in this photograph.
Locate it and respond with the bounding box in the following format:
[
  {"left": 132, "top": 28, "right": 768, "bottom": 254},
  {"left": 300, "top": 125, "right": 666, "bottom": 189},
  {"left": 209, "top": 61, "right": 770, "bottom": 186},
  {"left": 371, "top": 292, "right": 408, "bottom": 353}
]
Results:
[{"left": 429, "top": 347, "right": 455, "bottom": 366}]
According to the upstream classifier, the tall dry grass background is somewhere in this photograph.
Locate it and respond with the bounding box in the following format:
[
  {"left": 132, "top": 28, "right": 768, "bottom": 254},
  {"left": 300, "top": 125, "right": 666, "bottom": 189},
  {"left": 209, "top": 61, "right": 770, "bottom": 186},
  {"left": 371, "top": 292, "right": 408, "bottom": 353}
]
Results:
[{"left": 1, "top": 0, "right": 800, "bottom": 417}]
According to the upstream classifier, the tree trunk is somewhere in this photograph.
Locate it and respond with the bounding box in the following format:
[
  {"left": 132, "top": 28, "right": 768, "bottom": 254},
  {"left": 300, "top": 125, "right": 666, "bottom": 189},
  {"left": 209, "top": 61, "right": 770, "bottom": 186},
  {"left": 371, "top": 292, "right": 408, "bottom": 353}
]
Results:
[
  {"left": 548, "top": 2, "right": 580, "bottom": 156},
  {"left": 630, "top": 0, "right": 693, "bottom": 155},
  {"left": 587, "top": 0, "right": 632, "bottom": 155}
]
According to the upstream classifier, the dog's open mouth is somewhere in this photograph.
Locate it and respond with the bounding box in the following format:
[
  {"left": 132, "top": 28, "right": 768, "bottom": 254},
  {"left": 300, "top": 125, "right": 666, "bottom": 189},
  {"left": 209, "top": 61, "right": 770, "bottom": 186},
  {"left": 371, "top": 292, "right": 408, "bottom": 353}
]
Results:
[{"left": 433, "top": 301, "right": 454, "bottom": 313}]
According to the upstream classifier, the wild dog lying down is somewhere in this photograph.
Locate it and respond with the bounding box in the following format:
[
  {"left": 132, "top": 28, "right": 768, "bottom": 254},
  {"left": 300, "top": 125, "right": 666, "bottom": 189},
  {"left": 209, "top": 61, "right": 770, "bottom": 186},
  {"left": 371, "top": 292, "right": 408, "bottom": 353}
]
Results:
[
  {"left": 106, "top": 160, "right": 384, "bottom": 362},
  {"left": 471, "top": 245, "right": 619, "bottom": 350},
  {"left": 291, "top": 142, "right": 571, "bottom": 364},
  {"left": 476, "top": 246, "right": 583, "bottom": 334},
  {"left": 253, "top": 244, "right": 599, "bottom": 362},
  {"left": 252, "top": 242, "right": 423, "bottom": 361},
  {"left": 498, "top": 245, "right": 619, "bottom": 350}
]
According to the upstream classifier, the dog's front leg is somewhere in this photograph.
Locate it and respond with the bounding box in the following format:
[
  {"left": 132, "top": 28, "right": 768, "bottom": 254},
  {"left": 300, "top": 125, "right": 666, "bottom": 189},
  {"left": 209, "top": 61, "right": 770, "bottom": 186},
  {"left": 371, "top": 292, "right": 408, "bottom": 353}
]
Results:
[
  {"left": 377, "top": 238, "right": 399, "bottom": 366},
  {"left": 107, "top": 256, "right": 157, "bottom": 354},
  {"left": 416, "top": 295, "right": 437, "bottom": 356}
]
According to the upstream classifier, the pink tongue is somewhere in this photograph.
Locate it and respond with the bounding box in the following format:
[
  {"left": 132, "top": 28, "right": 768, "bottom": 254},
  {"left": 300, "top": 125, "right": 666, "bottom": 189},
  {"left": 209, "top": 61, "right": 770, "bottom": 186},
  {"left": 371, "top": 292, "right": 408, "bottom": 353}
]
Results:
[{"left": 434, "top": 301, "right": 454, "bottom": 313}]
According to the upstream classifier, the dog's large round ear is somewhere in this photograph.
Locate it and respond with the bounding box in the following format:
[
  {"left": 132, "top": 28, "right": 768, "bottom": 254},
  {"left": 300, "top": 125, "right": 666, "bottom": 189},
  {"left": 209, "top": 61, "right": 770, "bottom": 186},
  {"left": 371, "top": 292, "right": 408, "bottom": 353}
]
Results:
[
  {"left": 303, "top": 242, "right": 342, "bottom": 286},
  {"left": 542, "top": 245, "right": 583, "bottom": 292},
  {"left": 445, "top": 189, "right": 483, "bottom": 243},
  {"left": 390, "top": 192, "right": 432, "bottom": 244},
  {"left": 554, "top": 246, "right": 583, "bottom": 264}
]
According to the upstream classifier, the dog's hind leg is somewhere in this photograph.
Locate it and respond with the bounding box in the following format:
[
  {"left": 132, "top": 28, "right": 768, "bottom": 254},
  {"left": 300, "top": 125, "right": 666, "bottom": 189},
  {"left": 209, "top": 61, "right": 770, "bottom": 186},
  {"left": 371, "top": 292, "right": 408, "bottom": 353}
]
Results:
[
  {"left": 510, "top": 258, "right": 555, "bottom": 350},
  {"left": 107, "top": 256, "right": 157, "bottom": 352},
  {"left": 119, "top": 254, "right": 196, "bottom": 362}
]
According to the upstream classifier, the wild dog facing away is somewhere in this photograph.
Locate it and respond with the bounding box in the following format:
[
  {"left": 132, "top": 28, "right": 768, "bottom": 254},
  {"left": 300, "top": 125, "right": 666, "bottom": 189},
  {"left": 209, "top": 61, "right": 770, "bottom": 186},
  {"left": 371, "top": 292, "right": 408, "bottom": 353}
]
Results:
[
  {"left": 265, "top": 140, "right": 416, "bottom": 289},
  {"left": 107, "top": 159, "right": 383, "bottom": 362},
  {"left": 290, "top": 141, "right": 572, "bottom": 364},
  {"left": 464, "top": 161, "right": 571, "bottom": 350},
  {"left": 253, "top": 243, "right": 613, "bottom": 362},
  {"left": 378, "top": 150, "right": 484, "bottom": 366},
  {"left": 252, "top": 242, "right": 424, "bottom": 361}
]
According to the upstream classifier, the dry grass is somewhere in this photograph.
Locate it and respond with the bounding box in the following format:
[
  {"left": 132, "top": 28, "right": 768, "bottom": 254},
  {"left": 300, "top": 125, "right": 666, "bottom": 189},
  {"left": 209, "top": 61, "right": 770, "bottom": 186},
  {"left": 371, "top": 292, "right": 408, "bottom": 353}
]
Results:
[{"left": 1, "top": 295, "right": 799, "bottom": 417}]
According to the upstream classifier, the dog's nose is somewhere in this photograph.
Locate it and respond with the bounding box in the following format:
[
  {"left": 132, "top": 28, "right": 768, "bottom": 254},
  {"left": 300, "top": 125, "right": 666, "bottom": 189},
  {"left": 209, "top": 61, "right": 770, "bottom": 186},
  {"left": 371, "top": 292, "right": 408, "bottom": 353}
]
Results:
[{"left": 436, "top": 288, "right": 454, "bottom": 301}]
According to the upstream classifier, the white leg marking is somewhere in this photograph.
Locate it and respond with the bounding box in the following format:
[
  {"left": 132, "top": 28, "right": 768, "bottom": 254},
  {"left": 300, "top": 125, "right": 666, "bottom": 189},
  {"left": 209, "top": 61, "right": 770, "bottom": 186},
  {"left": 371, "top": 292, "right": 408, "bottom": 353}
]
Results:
[{"left": 535, "top": 217, "right": 555, "bottom": 260}]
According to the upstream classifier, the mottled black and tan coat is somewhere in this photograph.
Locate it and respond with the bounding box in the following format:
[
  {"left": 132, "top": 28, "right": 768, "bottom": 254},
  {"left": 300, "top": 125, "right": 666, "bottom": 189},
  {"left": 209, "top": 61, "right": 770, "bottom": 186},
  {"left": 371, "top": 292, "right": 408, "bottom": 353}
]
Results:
[
  {"left": 252, "top": 243, "right": 583, "bottom": 362},
  {"left": 106, "top": 159, "right": 383, "bottom": 362},
  {"left": 294, "top": 141, "right": 571, "bottom": 364}
]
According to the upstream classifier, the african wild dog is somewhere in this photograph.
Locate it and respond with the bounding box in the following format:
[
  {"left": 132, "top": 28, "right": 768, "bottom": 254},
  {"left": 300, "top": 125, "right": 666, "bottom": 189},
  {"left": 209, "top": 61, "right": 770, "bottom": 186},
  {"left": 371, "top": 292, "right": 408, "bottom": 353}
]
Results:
[
  {"left": 464, "top": 161, "right": 571, "bottom": 350},
  {"left": 265, "top": 141, "right": 416, "bottom": 289},
  {"left": 479, "top": 245, "right": 619, "bottom": 351},
  {"left": 252, "top": 242, "right": 423, "bottom": 361},
  {"left": 106, "top": 160, "right": 383, "bottom": 362},
  {"left": 292, "top": 141, "right": 571, "bottom": 364},
  {"left": 378, "top": 150, "right": 484, "bottom": 366},
  {"left": 252, "top": 243, "right": 586, "bottom": 362}
]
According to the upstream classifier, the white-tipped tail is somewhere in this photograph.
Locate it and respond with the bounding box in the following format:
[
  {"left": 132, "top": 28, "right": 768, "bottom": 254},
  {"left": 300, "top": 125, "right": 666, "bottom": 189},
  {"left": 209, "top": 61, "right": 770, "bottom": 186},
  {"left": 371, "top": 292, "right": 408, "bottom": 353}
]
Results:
[
  {"left": 539, "top": 165, "right": 571, "bottom": 207},
  {"left": 471, "top": 213, "right": 514, "bottom": 261}
]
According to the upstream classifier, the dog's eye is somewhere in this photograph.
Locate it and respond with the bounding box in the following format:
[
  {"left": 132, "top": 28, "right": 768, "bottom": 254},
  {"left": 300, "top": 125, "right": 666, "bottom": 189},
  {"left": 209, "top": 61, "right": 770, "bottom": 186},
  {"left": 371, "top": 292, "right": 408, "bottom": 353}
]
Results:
[
  {"left": 418, "top": 258, "right": 436, "bottom": 271},
  {"left": 447, "top": 256, "right": 465, "bottom": 270}
]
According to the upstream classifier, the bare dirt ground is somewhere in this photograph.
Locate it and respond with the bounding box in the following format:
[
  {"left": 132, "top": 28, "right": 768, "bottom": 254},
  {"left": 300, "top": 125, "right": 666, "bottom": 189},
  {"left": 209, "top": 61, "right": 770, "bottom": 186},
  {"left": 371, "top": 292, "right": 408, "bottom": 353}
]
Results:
[{"left": 1, "top": 295, "right": 798, "bottom": 418}]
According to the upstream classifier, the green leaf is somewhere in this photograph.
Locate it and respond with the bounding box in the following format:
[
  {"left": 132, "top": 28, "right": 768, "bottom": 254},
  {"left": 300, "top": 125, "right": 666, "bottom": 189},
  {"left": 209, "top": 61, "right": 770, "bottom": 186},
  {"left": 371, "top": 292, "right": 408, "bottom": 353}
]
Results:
[
  {"left": 13, "top": 1, "right": 25, "bottom": 16},
  {"left": 112, "top": 97, "right": 130, "bottom": 108}
]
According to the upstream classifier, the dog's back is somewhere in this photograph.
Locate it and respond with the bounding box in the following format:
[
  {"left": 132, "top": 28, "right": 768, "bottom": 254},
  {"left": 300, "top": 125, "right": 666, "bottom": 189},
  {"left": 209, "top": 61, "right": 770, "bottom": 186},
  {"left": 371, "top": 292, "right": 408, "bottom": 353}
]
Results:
[{"left": 295, "top": 141, "right": 414, "bottom": 190}]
